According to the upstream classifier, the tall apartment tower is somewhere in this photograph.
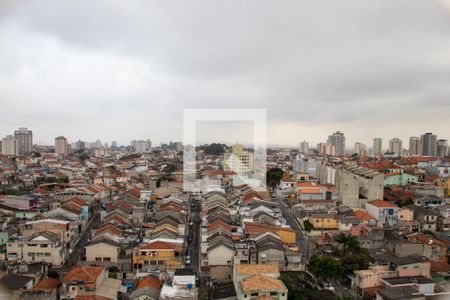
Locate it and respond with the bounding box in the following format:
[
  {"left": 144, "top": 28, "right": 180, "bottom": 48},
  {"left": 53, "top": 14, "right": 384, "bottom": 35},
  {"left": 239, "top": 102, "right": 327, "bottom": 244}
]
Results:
[
  {"left": 1, "top": 135, "right": 17, "bottom": 156},
  {"left": 223, "top": 144, "right": 254, "bottom": 173},
  {"left": 299, "top": 141, "right": 309, "bottom": 154},
  {"left": 327, "top": 131, "right": 345, "bottom": 156},
  {"left": 437, "top": 139, "right": 448, "bottom": 158},
  {"left": 388, "top": 138, "right": 403, "bottom": 154},
  {"left": 372, "top": 138, "right": 383, "bottom": 156},
  {"left": 354, "top": 142, "right": 367, "bottom": 156},
  {"left": 55, "top": 136, "right": 69, "bottom": 155},
  {"left": 14, "top": 127, "right": 33, "bottom": 155},
  {"left": 409, "top": 137, "right": 421, "bottom": 156},
  {"left": 420, "top": 133, "right": 437, "bottom": 156}
]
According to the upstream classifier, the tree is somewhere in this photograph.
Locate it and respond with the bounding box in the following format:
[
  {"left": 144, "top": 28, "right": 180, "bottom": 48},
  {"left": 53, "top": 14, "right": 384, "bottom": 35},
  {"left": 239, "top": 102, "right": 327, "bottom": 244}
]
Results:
[
  {"left": 266, "top": 167, "right": 284, "bottom": 191},
  {"left": 279, "top": 273, "right": 306, "bottom": 300},
  {"left": 308, "top": 255, "right": 344, "bottom": 284},
  {"left": 303, "top": 219, "right": 314, "bottom": 232},
  {"left": 334, "top": 233, "right": 362, "bottom": 257},
  {"left": 341, "top": 253, "right": 371, "bottom": 274},
  {"left": 163, "top": 164, "right": 176, "bottom": 176},
  {"left": 198, "top": 143, "right": 227, "bottom": 155}
]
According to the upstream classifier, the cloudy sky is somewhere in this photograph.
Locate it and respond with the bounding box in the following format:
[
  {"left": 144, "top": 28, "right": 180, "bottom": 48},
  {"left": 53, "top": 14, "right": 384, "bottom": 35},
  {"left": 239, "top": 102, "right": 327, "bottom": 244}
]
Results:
[{"left": 0, "top": 0, "right": 449, "bottom": 148}]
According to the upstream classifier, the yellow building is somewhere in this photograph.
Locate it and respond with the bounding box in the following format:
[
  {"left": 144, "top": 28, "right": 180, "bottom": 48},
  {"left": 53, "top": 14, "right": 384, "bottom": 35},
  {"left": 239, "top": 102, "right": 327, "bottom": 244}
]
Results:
[
  {"left": 439, "top": 178, "right": 450, "bottom": 198},
  {"left": 245, "top": 223, "right": 296, "bottom": 246},
  {"left": 223, "top": 144, "right": 254, "bottom": 173},
  {"left": 133, "top": 241, "right": 183, "bottom": 271},
  {"left": 310, "top": 214, "right": 339, "bottom": 230}
]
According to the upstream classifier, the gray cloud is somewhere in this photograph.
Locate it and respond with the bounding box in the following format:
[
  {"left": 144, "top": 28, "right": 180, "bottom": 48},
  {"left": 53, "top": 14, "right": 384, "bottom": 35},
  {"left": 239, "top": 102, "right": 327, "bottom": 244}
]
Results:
[{"left": 0, "top": 0, "right": 449, "bottom": 146}]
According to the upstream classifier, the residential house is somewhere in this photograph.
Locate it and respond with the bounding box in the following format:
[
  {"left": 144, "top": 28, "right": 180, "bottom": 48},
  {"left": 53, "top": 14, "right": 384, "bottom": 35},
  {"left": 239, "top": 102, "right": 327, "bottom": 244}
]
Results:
[
  {"left": 130, "top": 275, "right": 162, "bottom": 300},
  {"left": 233, "top": 264, "right": 288, "bottom": 300},
  {"left": 388, "top": 255, "right": 431, "bottom": 278},
  {"left": 244, "top": 223, "right": 296, "bottom": 246},
  {"left": 366, "top": 200, "right": 399, "bottom": 227},
  {"left": 384, "top": 173, "right": 418, "bottom": 186},
  {"left": 376, "top": 286, "right": 425, "bottom": 300},
  {"left": 7, "top": 231, "right": 65, "bottom": 267},
  {"left": 133, "top": 241, "right": 183, "bottom": 272},
  {"left": 207, "top": 240, "right": 235, "bottom": 282},
  {"left": 405, "top": 205, "right": 439, "bottom": 232},
  {"left": 61, "top": 266, "right": 121, "bottom": 299},
  {"left": 249, "top": 232, "right": 285, "bottom": 269},
  {"left": 159, "top": 269, "right": 197, "bottom": 300},
  {"left": 353, "top": 265, "right": 398, "bottom": 299}
]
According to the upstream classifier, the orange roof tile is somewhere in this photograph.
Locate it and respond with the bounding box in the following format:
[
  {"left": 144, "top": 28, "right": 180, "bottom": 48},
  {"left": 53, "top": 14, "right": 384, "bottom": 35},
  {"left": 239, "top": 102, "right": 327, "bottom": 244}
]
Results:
[
  {"left": 140, "top": 241, "right": 180, "bottom": 251},
  {"left": 353, "top": 210, "right": 375, "bottom": 221},
  {"left": 136, "top": 276, "right": 161, "bottom": 289},
  {"left": 62, "top": 266, "right": 104, "bottom": 283},
  {"left": 26, "top": 277, "right": 59, "bottom": 291},
  {"left": 298, "top": 188, "right": 322, "bottom": 194},
  {"left": 240, "top": 274, "right": 287, "bottom": 293},
  {"left": 244, "top": 222, "right": 295, "bottom": 235},
  {"left": 367, "top": 200, "right": 398, "bottom": 208}
]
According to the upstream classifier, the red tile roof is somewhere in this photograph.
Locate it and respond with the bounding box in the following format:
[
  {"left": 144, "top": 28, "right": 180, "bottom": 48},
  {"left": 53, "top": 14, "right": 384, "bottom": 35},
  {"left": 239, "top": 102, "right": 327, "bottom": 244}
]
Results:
[
  {"left": 136, "top": 276, "right": 161, "bottom": 289},
  {"left": 353, "top": 210, "right": 375, "bottom": 221},
  {"left": 62, "top": 266, "right": 104, "bottom": 283},
  {"left": 140, "top": 241, "right": 181, "bottom": 251},
  {"left": 367, "top": 200, "right": 398, "bottom": 208}
]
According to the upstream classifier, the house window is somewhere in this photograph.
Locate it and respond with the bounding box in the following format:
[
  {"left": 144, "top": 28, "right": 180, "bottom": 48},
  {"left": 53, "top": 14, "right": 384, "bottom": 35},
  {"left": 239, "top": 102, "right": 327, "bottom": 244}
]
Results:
[
  {"left": 270, "top": 292, "right": 277, "bottom": 296},
  {"left": 251, "top": 293, "right": 259, "bottom": 296}
]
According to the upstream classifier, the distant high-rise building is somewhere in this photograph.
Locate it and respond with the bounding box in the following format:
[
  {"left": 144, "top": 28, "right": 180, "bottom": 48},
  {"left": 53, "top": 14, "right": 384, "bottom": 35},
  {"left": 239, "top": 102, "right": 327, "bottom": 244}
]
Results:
[
  {"left": 327, "top": 131, "right": 345, "bottom": 156},
  {"left": 14, "top": 127, "right": 32, "bottom": 155},
  {"left": 173, "top": 141, "right": 182, "bottom": 151},
  {"left": 111, "top": 141, "right": 117, "bottom": 148},
  {"left": 318, "top": 143, "right": 336, "bottom": 156},
  {"left": 94, "top": 139, "right": 102, "bottom": 148},
  {"left": 388, "top": 138, "right": 402, "bottom": 154},
  {"left": 354, "top": 142, "right": 367, "bottom": 156},
  {"left": 420, "top": 133, "right": 437, "bottom": 156},
  {"left": 437, "top": 139, "right": 448, "bottom": 158},
  {"left": 409, "top": 137, "right": 421, "bottom": 156},
  {"left": 132, "top": 140, "right": 152, "bottom": 153},
  {"left": 299, "top": 141, "right": 309, "bottom": 154},
  {"left": 372, "top": 138, "right": 383, "bottom": 156},
  {"left": 75, "top": 140, "right": 86, "bottom": 150},
  {"left": 55, "top": 136, "right": 68, "bottom": 155},
  {"left": 1, "top": 135, "right": 17, "bottom": 156},
  {"left": 223, "top": 144, "right": 254, "bottom": 173}
]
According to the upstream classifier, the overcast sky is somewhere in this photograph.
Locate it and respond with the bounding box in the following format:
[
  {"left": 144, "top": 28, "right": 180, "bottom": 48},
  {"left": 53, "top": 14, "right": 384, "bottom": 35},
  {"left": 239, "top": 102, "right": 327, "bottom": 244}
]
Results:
[{"left": 1, "top": 0, "right": 449, "bottom": 148}]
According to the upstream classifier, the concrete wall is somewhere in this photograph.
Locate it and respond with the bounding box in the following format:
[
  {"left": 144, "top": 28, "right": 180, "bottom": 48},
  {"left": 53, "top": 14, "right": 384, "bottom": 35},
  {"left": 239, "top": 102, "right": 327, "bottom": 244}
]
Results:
[{"left": 86, "top": 243, "right": 119, "bottom": 263}]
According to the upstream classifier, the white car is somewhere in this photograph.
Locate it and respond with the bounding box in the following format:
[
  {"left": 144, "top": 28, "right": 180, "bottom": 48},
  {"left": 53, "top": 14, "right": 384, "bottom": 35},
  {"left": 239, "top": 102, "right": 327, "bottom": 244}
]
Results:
[{"left": 323, "top": 283, "right": 335, "bottom": 291}]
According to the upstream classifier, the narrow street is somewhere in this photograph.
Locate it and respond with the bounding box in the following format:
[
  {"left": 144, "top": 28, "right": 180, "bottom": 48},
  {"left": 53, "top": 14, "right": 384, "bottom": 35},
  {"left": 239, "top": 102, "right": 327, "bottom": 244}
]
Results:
[
  {"left": 188, "top": 195, "right": 209, "bottom": 300},
  {"left": 273, "top": 193, "right": 310, "bottom": 258},
  {"left": 52, "top": 212, "right": 101, "bottom": 274}
]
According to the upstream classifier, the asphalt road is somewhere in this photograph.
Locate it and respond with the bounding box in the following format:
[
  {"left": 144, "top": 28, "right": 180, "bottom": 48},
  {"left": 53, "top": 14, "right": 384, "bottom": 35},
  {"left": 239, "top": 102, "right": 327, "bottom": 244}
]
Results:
[
  {"left": 272, "top": 193, "right": 310, "bottom": 259},
  {"left": 188, "top": 195, "right": 210, "bottom": 300},
  {"left": 53, "top": 212, "right": 101, "bottom": 274}
]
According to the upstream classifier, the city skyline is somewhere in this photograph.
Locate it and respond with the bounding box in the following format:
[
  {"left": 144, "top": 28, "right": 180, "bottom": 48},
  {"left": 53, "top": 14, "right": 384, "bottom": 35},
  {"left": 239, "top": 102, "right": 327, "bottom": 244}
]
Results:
[
  {"left": 1, "top": 1, "right": 450, "bottom": 146},
  {"left": 1, "top": 125, "right": 449, "bottom": 151}
]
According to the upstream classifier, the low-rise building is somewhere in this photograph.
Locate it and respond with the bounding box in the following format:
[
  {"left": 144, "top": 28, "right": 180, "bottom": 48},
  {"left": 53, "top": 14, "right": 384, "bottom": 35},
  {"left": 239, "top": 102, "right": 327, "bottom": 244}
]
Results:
[{"left": 366, "top": 200, "right": 399, "bottom": 227}]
